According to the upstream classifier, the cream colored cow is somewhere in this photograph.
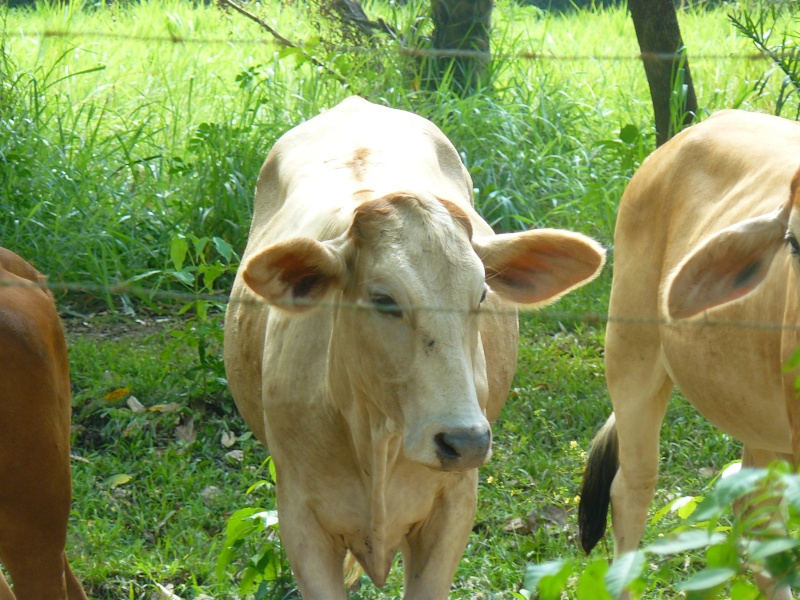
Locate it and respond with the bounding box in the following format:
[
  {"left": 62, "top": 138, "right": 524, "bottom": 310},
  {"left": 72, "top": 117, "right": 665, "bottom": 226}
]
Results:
[
  {"left": 0, "top": 247, "right": 87, "bottom": 600},
  {"left": 579, "top": 110, "right": 800, "bottom": 599},
  {"left": 224, "top": 96, "right": 605, "bottom": 598}
]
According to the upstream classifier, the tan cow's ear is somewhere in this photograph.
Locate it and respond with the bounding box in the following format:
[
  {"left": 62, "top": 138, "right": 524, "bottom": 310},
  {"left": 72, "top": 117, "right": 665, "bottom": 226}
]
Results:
[
  {"left": 666, "top": 211, "right": 787, "bottom": 320},
  {"left": 474, "top": 229, "right": 606, "bottom": 307},
  {"left": 243, "top": 237, "right": 349, "bottom": 312}
]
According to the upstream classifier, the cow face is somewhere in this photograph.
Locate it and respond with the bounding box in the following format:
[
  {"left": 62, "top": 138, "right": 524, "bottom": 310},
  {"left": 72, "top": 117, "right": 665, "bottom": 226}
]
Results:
[
  {"left": 666, "top": 168, "right": 800, "bottom": 319},
  {"left": 243, "top": 192, "right": 605, "bottom": 471}
]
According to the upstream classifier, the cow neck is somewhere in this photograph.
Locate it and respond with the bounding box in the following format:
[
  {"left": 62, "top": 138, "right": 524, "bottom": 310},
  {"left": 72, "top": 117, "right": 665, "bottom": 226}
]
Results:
[
  {"left": 351, "top": 402, "right": 403, "bottom": 585},
  {"left": 326, "top": 316, "right": 403, "bottom": 581},
  {"left": 368, "top": 421, "right": 390, "bottom": 583}
]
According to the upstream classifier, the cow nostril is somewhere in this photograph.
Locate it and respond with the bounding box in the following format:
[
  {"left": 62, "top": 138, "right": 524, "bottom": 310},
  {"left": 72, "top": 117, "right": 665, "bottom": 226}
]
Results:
[
  {"left": 433, "top": 428, "right": 491, "bottom": 470},
  {"left": 434, "top": 432, "right": 461, "bottom": 461}
]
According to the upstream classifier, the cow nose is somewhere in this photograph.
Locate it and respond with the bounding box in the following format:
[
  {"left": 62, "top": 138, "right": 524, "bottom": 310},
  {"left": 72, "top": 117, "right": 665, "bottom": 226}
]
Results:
[{"left": 434, "top": 426, "right": 492, "bottom": 470}]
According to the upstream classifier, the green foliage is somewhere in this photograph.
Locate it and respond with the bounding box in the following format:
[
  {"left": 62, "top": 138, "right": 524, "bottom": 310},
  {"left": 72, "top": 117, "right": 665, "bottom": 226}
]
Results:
[
  {"left": 157, "top": 233, "right": 239, "bottom": 403},
  {"left": 216, "top": 458, "right": 297, "bottom": 599},
  {"left": 523, "top": 461, "right": 800, "bottom": 598},
  {"left": 729, "top": 1, "right": 800, "bottom": 119}
]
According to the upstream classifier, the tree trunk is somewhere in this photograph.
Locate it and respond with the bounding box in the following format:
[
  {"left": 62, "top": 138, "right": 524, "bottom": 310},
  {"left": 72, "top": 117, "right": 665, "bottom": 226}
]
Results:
[
  {"left": 429, "top": 0, "right": 493, "bottom": 93},
  {"left": 628, "top": 0, "right": 698, "bottom": 146}
]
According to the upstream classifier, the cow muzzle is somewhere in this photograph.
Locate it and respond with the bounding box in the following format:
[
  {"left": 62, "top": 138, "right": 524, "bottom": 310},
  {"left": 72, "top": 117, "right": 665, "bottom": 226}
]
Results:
[{"left": 433, "top": 425, "right": 492, "bottom": 471}]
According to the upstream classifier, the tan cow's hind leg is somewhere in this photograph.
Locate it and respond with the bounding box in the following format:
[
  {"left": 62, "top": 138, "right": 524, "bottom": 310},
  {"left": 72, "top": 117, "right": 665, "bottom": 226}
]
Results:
[
  {"left": 737, "top": 446, "right": 793, "bottom": 600},
  {"left": 603, "top": 316, "right": 673, "bottom": 600},
  {"left": 401, "top": 473, "right": 478, "bottom": 600}
]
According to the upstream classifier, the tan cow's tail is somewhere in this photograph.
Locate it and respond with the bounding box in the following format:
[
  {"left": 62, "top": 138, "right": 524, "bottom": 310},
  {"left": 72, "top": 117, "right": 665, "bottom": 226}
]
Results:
[{"left": 578, "top": 413, "right": 619, "bottom": 554}]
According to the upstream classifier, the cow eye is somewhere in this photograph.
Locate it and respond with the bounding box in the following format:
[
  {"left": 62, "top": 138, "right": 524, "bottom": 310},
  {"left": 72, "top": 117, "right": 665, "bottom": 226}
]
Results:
[
  {"left": 786, "top": 234, "right": 800, "bottom": 256},
  {"left": 480, "top": 287, "right": 488, "bottom": 304},
  {"left": 371, "top": 293, "right": 403, "bottom": 318}
]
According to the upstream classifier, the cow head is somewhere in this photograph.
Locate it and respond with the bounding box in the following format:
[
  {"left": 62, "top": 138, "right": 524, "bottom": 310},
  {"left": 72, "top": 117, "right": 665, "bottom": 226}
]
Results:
[
  {"left": 666, "top": 167, "right": 800, "bottom": 319},
  {"left": 243, "top": 192, "right": 605, "bottom": 471}
]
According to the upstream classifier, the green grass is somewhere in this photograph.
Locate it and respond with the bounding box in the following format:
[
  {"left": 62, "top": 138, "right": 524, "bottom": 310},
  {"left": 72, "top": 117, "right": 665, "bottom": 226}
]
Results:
[{"left": 1, "top": 0, "right": 796, "bottom": 597}]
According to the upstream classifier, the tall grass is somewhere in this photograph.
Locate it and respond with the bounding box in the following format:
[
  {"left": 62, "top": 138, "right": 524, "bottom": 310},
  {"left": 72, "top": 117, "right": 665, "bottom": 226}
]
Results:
[{"left": 2, "top": 0, "right": 788, "bottom": 308}]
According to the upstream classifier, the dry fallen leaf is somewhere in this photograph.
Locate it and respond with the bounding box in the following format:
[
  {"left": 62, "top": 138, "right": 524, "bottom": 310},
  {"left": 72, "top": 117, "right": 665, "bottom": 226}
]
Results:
[
  {"left": 127, "top": 396, "right": 146, "bottom": 413},
  {"left": 175, "top": 417, "right": 196, "bottom": 444},
  {"left": 225, "top": 449, "right": 244, "bottom": 462},
  {"left": 201, "top": 486, "right": 222, "bottom": 507},
  {"left": 151, "top": 583, "right": 182, "bottom": 600},
  {"left": 221, "top": 431, "right": 237, "bottom": 448},
  {"left": 148, "top": 402, "right": 182, "bottom": 413},
  {"left": 502, "top": 516, "right": 529, "bottom": 534},
  {"left": 103, "top": 387, "right": 131, "bottom": 403}
]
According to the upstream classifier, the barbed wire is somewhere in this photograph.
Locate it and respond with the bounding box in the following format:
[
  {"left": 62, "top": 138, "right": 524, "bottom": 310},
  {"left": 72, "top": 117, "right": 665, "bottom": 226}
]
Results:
[
  {"left": 3, "top": 29, "right": 787, "bottom": 63},
  {"left": 4, "top": 277, "right": 800, "bottom": 333}
]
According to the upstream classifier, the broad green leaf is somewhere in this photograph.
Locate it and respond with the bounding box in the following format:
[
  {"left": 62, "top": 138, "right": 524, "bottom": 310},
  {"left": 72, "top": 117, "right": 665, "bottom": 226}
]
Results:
[
  {"left": 246, "top": 480, "right": 272, "bottom": 495},
  {"left": 170, "top": 235, "right": 188, "bottom": 271},
  {"left": 677, "top": 567, "right": 736, "bottom": 591},
  {"left": 577, "top": 558, "right": 612, "bottom": 600},
  {"left": 706, "top": 542, "right": 738, "bottom": 569},
  {"left": 746, "top": 537, "right": 800, "bottom": 561},
  {"left": 691, "top": 469, "right": 766, "bottom": 521},
  {"left": 730, "top": 580, "right": 761, "bottom": 600},
  {"left": 202, "top": 263, "right": 227, "bottom": 292},
  {"left": 650, "top": 495, "right": 696, "bottom": 525},
  {"left": 780, "top": 473, "right": 800, "bottom": 512},
  {"left": 675, "top": 495, "right": 700, "bottom": 519},
  {"left": 250, "top": 510, "right": 279, "bottom": 529},
  {"left": 177, "top": 300, "right": 196, "bottom": 315},
  {"left": 173, "top": 268, "right": 195, "bottom": 287},
  {"left": 213, "top": 236, "right": 234, "bottom": 261},
  {"left": 523, "top": 559, "right": 570, "bottom": 596},
  {"left": 193, "top": 235, "right": 210, "bottom": 255},
  {"left": 604, "top": 550, "right": 645, "bottom": 599},
  {"left": 619, "top": 124, "right": 639, "bottom": 144},
  {"left": 644, "top": 530, "right": 725, "bottom": 555}
]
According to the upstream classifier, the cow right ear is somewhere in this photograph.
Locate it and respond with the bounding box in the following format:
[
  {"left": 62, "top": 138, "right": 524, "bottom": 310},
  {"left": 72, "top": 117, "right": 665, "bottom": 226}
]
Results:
[
  {"left": 665, "top": 210, "right": 787, "bottom": 320},
  {"left": 243, "top": 237, "right": 349, "bottom": 312}
]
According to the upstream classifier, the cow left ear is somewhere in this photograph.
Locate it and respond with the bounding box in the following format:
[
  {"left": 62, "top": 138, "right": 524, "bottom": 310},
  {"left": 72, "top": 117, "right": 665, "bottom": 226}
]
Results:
[
  {"left": 243, "top": 237, "right": 350, "bottom": 312},
  {"left": 665, "top": 210, "right": 787, "bottom": 320},
  {"left": 474, "top": 229, "right": 606, "bottom": 307}
]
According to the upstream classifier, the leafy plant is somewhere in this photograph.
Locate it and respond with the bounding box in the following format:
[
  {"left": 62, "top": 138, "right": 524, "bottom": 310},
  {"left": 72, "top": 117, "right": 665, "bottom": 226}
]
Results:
[
  {"left": 522, "top": 460, "right": 800, "bottom": 598},
  {"left": 729, "top": 2, "right": 800, "bottom": 119},
  {"left": 216, "top": 457, "right": 297, "bottom": 599},
  {"left": 159, "top": 233, "right": 238, "bottom": 402}
]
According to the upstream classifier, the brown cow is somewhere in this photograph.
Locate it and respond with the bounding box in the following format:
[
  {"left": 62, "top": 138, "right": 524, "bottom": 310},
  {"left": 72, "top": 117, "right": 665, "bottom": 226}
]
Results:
[
  {"left": 579, "top": 110, "right": 800, "bottom": 599},
  {"left": 0, "top": 248, "right": 87, "bottom": 600},
  {"left": 224, "top": 96, "right": 606, "bottom": 598}
]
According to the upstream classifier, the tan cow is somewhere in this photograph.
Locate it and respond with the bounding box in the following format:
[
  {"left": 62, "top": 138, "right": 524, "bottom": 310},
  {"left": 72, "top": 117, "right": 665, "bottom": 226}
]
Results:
[
  {"left": 224, "top": 96, "right": 606, "bottom": 598},
  {"left": 0, "top": 247, "right": 87, "bottom": 600},
  {"left": 579, "top": 110, "right": 800, "bottom": 599}
]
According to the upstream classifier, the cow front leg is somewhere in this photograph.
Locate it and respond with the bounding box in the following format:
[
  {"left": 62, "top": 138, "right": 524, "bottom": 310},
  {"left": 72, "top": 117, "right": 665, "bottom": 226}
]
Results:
[
  {"left": 401, "top": 472, "right": 478, "bottom": 599},
  {"left": 277, "top": 498, "right": 349, "bottom": 600}
]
